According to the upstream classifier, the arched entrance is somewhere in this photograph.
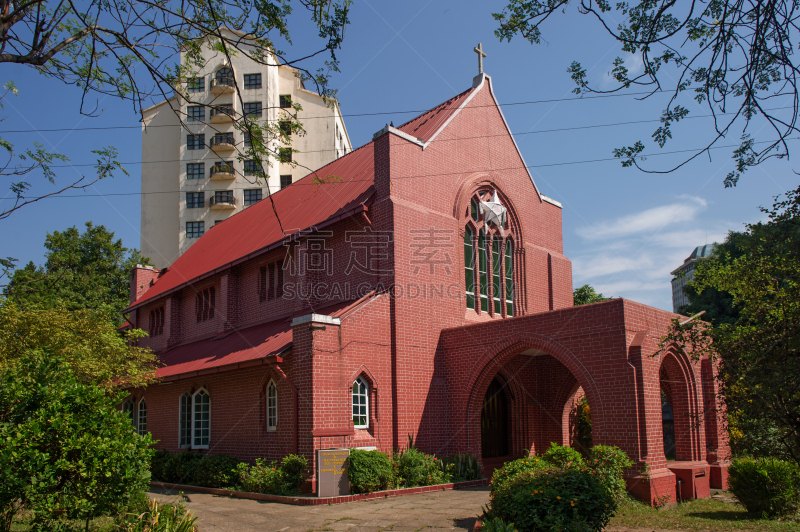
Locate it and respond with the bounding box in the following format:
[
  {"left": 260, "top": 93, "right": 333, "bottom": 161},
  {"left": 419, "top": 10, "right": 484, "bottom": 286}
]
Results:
[{"left": 481, "top": 377, "right": 509, "bottom": 458}]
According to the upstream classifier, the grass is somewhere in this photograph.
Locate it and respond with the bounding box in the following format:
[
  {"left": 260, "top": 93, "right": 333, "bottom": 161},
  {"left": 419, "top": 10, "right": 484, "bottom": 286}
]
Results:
[{"left": 609, "top": 496, "right": 799, "bottom": 531}]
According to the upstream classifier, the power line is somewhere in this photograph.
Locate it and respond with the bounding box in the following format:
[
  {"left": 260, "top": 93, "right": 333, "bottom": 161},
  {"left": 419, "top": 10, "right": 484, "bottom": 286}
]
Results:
[
  {"left": 0, "top": 90, "right": 680, "bottom": 134},
  {"left": 16, "top": 138, "right": 788, "bottom": 200},
  {"left": 5, "top": 104, "right": 793, "bottom": 167}
]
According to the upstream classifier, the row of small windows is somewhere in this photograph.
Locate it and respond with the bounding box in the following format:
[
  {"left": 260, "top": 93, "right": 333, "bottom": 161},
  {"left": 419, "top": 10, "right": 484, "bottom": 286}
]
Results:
[
  {"left": 185, "top": 190, "right": 262, "bottom": 209},
  {"left": 186, "top": 102, "right": 264, "bottom": 121},
  {"left": 186, "top": 134, "right": 293, "bottom": 162},
  {"left": 258, "top": 261, "right": 285, "bottom": 302},
  {"left": 123, "top": 378, "right": 366, "bottom": 448},
  {"left": 464, "top": 228, "right": 514, "bottom": 315},
  {"left": 186, "top": 162, "right": 292, "bottom": 181},
  {"left": 188, "top": 72, "right": 263, "bottom": 93},
  {"left": 149, "top": 306, "right": 164, "bottom": 337}
]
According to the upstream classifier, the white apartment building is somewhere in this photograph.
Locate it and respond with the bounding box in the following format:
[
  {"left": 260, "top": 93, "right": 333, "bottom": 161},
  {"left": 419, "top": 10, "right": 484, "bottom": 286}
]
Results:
[
  {"left": 670, "top": 243, "right": 717, "bottom": 312},
  {"left": 140, "top": 30, "right": 352, "bottom": 267}
]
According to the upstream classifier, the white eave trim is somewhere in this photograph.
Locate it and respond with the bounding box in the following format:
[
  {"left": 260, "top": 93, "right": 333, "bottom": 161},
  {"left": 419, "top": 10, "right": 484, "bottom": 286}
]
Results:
[
  {"left": 291, "top": 314, "right": 342, "bottom": 327},
  {"left": 541, "top": 195, "right": 562, "bottom": 208},
  {"left": 142, "top": 96, "right": 178, "bottom": 115}
]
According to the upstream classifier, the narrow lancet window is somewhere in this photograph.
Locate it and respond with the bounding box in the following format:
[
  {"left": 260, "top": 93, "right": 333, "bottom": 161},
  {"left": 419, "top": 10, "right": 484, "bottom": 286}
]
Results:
[
  {"left": 464, "top": 226, "right": 475, "bottom": 310},
  {"left": 505, "top": 240, "right": 514, "bottom": 316}
]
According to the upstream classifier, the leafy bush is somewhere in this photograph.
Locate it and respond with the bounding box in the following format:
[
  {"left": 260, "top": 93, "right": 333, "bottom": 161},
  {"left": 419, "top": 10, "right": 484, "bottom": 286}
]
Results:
[
  {"left": 490, "top": 467, "right": 615, "bottom": 532},
  {"left": 0, "top": 353, "right": 152, "bottom": 532},
  {"left": 191, "top": 454, "right": 240, "bottom": 488},
  {"left": 490, "top": 456, "right": 551, "bottom": 495},
  {"left": 440, "top": 453, "right": 482, "bottom": 483},
  {"left": 587, "top": 445, "right": 633, "bottom": 501},
  {"left": 119, "top": 496, "right": 197, "bottom": 532},
  {"left": 542, "top": 442, "right": 584, "bottom": 468},
  {"left": 480, "top": 515, "right": 517, "bottom": 532},
  {"left": 395, "top": 448, "right": 449, "bottom": 487},
  {"left": 150, "top": 450, "right": 173, "bottom": 483},
  {"left": 156, "top": 452, "right": 204, "bottom": 485},
  {"left": 235, "top": 454, "right": 308, "bottom": 495},
  {"left": 348, "top": 450, "right": 396, "bottom": 493},
  {"left": 729, "top": 457, "right": 800, "bottom": 517}
]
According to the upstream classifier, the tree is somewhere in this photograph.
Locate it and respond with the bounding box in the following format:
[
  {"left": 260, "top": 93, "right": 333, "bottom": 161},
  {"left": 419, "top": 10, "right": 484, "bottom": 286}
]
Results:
[
  {"left": 495, "top": 1, "right": 800, "bottom": 187},
  {"left": 0, "top": 353, "right": 153, "bottom": 532},
  {"left": 0, "top": 302, "right": 159, "bottom": 389},
  {"left": 3, "top": 222, "right": 151, "bottom": 322},
  {"left": 659, "top": 186, "right": 800, "bottom": 463},
  {"left": 0, "top": 0, "right": 351, "bottom": 254},
  {"left": 573, "top": 284, "right": 611, "bottom": 305}
]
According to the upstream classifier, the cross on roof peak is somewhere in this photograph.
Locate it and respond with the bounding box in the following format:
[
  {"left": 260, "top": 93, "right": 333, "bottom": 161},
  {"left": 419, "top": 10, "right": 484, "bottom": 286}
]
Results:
[{"left": 474, "top": 43, "right": 487, "bottom": 75}]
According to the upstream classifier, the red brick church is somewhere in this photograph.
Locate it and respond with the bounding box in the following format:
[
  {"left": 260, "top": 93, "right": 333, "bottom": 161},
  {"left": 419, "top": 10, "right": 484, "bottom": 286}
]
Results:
[{"left": 124, "top": 71, "right": 729, "bottom": 504}]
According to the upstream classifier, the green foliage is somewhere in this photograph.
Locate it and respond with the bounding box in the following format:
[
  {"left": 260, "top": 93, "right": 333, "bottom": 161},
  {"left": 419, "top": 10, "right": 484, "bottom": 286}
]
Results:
[
  {"left": 440, "top": 453, "right": 482, "bottom": 483},
  {"left": 572, "top": 284, "right": 611, "bottom": 306},
  {"left": 348, "top": 450, "right": 395, "bottom": 493},
  {"left": 494, "top": 1, "right": 800, "bottom": 186},
  {"left": 235, "top": 454, "right": 308, "bottom": 496},
  {"left": 480, "top": 515, "right": 518, "bottom": 532},
  {"left": 395, "top": 448, "right": 449, "bottom": 488},
  {"left": 573, "top": 396, "right": 593, "bottom": 455},
  {"left": 588, "top": 445, "right": 634, "bottom": 502},
  {"left": 119, "top": 497, "right": 197, "bottom": 532},
  {"left": 658, "top": 187, "right": 800, "bottom": 464},
  {"left": 190, "top": 455, "right": 240, "bottom": 488},
  {"left": 490, "top": 456, "right": 552, "bottom": 495},
  {"left": 0, "top": 302, "right": 159, "bottom": 390},
  {"left": 728, "top": 457, "right": 800, "bottom": 518},
  {"left": 4, "top": 222, "right": 152, "bottom": 324},
  {"left": 490, "top": 467, "right": 616, "bottom": 532},
  {"left": 542, "top": 442, "right": 585, "bottom": 468},
  {"left": 0, "top": 353, "right": 153, "bottom": 532}
]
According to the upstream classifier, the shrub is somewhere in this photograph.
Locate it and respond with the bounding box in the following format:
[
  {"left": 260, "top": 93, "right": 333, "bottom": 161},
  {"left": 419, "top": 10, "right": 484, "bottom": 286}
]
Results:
[
  {"left": 490, "top": 456, "right": 550, "bottom": 495},
  {"left": 0, "top": 352, "right": 153, "bottom": 532},
  {"left": 441, "top": 453, "right": 482, "bottom": 483},
  {"left": 150, "top": 450, "right": 173, "bottom": 483},
  {"left": 542, "top": 442, "right": 585, "bottom": 468},
  {"left": 119, "top": 496, "right": 197, "bottom": 532},
  {"left": 191, "top": 454, "right": 240, "bottom": 488},
  {"left": 490, "top": 467, "right": 615, "bottom": 532},
  {"left": 729, "top": 457, "right": 800, "bottom": 517},
  {"left": 586, "top": 445, "right": 633, "bottom": 501},
  {"left": 161, "top": 452, "right": 204, "bottom": 485},
  {"left": 236, "top": 454, "right": 308, "bottom": 495},
  {"left": 395, "top": 448, "right": 449, "bottom": 487},
  {"left": 348, "top": 450, "right": 395, "bottom": 493},
  {"left": 480, "top": 515, "right": 517, "bottom": 532}
]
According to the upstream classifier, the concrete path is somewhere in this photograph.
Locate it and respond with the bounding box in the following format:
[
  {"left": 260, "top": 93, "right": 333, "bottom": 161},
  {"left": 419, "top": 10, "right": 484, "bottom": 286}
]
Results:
[{"left": 148, "top": 486, "right": 489, "bottom": 532}]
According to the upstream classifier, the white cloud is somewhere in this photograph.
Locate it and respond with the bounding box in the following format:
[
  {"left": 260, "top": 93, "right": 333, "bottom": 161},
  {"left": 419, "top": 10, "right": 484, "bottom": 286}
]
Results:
[
  {"left": 576, "top": 196, "right": 707, "bottom": 240},
  {"left": 598, "top": 53, "right": 645, "bottom": 90},
  {"left": 572, "top": 253, "right": 655, "bottom": 280}
]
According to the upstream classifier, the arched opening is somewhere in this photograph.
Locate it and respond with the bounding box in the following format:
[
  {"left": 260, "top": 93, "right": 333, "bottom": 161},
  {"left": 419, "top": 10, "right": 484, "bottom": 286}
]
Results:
[
  {"left": 661, "top": 388, "right": 676, "bottom": 460},
  {"left": 567, "top": 386, "right": 593, "bottom": 457},
  {"left": 659, "top": 354, "right": 699, "bottom": 461},
  {"left": 481, "top": 377, "right": 509, "bottom": 459}
]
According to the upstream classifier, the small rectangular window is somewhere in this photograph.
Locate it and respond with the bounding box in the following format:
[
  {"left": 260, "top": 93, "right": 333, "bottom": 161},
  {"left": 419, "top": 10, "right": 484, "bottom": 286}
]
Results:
[
  {"left": 186, "top": 221, "right": 205, "bottom": 238},
  {"left": 279, "top": 95, "right": 292, "bottom": 109},
  {"left": 258, "top": 266, "right": 267, "bottom": 302},
  {"left": 196, "top": 286, "right": 216, "bottom": 322},
  {"left": 243, "top": 160, "right": 259, "bottom": 176},
  {"left": 267, "top": 263, "right": 276, "bottom": 301},
  {"left": 244, "top": 73, "right": 262, "bottom": 89},
  {"left": 243, "top": 133, "right": 252, "bottom": 147},
  {"left": 188, "top": 77, "right": 205, "bottom": 93},
  {"left": 187, "top": 134, "right": 205, "bottom": 150},
  {"left": 279, "top": 148, "right": 292, "bottom": 163},
  {"left": 244, "top": 189, "right": 262, "bottom": 206},
  {"left": 213, "top": 191, "right": 234, "bottom": 205},
  {"left": 243, "top": 102, "right": 262, "bottom": 117},
  {"left": 187, "top": 105, "right": 204, "bottom": 122},
  {"left": 280, "top": 174, "right": 292, "bottom": 189},
  {"left": 186, "top": 163, "right": 205, "bottom": 179},
  {"left": 186, "top": 192, "right": 204, "bottom": 209},
  {"left": 276, "top": 260, "right": 284, "bottom": 298},
  {"left": 279, "top": 121, "right": 292, "bottom": 137},
  {"left": 211, "top": 133, "right": 234, "bottom": 146}
]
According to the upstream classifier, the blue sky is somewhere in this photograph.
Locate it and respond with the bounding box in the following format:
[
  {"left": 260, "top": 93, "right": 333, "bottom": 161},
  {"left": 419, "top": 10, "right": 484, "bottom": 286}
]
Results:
[{"left": 1, "top": 0, "right": 796, "bottom": 311}]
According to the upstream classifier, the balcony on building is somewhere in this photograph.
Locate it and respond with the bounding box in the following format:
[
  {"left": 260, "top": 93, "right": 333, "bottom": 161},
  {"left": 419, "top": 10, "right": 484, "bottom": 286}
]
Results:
[
  {"left": 210, "top": 105, "right": 235, "bottom": 123},
  {"left": 210, "top": 76, "right": 235, "bottom": 94},
  {"left": 210, "top": 162, "right": 235, "bottom": 181},
  {"left": 209, "top": 191, "right": 236, "bottom": 210},
  {"left": 210, "top": 133, "right": 235, "bottom": 153}
]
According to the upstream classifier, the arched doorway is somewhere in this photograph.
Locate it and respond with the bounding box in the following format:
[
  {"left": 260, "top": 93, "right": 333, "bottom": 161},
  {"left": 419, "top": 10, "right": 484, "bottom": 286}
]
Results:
[{"left": 481, "top": 377, "right": 509, "bottom": 458}]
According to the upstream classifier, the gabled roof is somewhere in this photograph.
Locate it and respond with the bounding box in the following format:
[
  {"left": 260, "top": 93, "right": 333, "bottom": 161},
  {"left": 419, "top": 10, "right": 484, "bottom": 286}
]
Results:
[
  {"left": 396, "top": 87, "right": 476, "bottom": 142},
  {"left": 129, "top": 142, "right": 376, "bottom": 309}
]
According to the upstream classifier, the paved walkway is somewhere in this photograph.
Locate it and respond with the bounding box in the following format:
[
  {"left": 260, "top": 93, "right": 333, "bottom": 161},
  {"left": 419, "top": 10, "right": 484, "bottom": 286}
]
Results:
[{"left": 148, "top": 486, "right": 489, "bottom": 532}]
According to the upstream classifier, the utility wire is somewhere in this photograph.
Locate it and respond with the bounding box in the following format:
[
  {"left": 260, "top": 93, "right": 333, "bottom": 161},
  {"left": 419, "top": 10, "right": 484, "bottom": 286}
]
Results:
[
  {"left": 16, "top": 138, "right": 788, "bottom": 199},
  {"left": 0, "top": 90, "right": 687, "bottom": 134}
]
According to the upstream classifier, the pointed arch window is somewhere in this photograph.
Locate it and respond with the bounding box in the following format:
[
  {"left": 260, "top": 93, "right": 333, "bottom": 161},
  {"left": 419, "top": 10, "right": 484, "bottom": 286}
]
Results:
[
  {"left": 505, "top": 240, "right": 514, "bottom": 316},
  {"left": 464, "top": 226, "right": 475, "bottom": 310},
  {"left": 121, "top": 399, "right": 135, "bottom": 428},
  {"left": 267, "top": 381, "right": 278, "bottom": 431},
  {"left": 470, "top": 197, "right": 479, "bottom": 221},
  {"left": 478, "top": 230, "right": 488, "bottom": 312},
  {"left": 179, "top": 392, "right": 192, "bottom": 448},
  {"left": 193, "top": 389, "right": 211, "bottom": 448},
  {"left": 492, "top": 237, "right": 502, "bottom": 314},
  {"left": 352, "top": 377, "right": 369, "bottom": 429},
  {"left": 137, "top": 399, "right": 148, "bottom": 435}
]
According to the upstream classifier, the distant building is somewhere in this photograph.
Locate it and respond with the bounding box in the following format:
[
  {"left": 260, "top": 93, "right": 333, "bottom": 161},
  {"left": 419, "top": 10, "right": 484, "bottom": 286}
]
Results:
[
  {"left": 670, "top": 244, "right": 717, "bottom": 312},
  {"left": 140, "top": 28, "right": 352, "bottom": 268}
]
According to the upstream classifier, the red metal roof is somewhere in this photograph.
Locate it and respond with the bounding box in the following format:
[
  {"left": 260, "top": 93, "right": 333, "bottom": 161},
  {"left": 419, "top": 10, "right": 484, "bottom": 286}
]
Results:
[
  {"left": 131, "top": 142, "right": 377, "bottom": 307},
  {"left": 396, "top": 87, "right": 475, "bottom": 142},
  {"left": 156, "top": 318, "right": 292, "bottom": 379}
]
